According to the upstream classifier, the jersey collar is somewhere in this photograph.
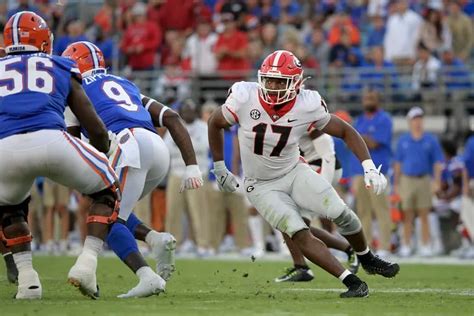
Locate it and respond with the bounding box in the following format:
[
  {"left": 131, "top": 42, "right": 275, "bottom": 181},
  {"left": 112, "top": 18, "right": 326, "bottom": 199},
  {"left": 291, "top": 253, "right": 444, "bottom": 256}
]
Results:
[{"left": 258, "top": 94, "right": 297, "bottom": 122}]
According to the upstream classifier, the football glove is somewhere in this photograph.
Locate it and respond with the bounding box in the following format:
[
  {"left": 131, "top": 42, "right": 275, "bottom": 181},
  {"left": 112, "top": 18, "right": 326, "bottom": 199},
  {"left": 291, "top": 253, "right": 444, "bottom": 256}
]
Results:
[
  {"left": 180, "top": 165, "right": 204, "bottom": 193},
  {"left": 107, "top": 131, "right": 119, "bottom": 158},
  {"left": 211, "top": 161, "right": 239, "bottom": 193},
  {"left": 362, "top": 159, "right": 387, "bottom": 195}
]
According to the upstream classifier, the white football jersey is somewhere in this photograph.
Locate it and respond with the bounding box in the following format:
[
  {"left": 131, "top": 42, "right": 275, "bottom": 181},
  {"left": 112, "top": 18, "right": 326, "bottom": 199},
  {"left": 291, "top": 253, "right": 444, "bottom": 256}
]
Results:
[
  {"left": 299, "top": 133, "right": 335, "bottom": 162},
  {"left": 222, "top": 82, "right": 331, "bottom": 180}
]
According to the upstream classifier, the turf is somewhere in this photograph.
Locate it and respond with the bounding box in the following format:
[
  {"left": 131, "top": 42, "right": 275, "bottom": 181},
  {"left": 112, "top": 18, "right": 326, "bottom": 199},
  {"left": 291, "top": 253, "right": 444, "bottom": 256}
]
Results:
[{"left": 0, "top": 257, "right": 473, "bottom": 316}]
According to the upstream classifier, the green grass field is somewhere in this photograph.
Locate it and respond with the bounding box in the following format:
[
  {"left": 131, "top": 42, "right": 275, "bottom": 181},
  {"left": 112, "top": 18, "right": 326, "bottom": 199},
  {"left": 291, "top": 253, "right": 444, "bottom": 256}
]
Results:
[{"left": 1, "top": 257, "right": 473, "bottom": 315}]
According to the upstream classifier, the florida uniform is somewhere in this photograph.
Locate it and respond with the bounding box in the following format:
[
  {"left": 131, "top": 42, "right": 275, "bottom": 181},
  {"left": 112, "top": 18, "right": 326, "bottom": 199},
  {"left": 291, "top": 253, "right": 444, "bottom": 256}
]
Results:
[
  {"left": 221, "top": 82, "right": 349, "bottom": 236},
  {"left": 66, "top": 70, "right": 170, "bottom": 221},
  {"left": 88, "top": 72, "right": 169, "bottom": 222},
  {"left": 0, "top": 53, "right": 116, "bottom": 206}
]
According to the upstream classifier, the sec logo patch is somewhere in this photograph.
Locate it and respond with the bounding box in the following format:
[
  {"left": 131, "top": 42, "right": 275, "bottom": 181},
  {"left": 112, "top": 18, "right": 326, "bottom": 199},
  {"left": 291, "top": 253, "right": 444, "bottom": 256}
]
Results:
[{"left": 250, "top": 109, "right": 261, "bottom": 120}]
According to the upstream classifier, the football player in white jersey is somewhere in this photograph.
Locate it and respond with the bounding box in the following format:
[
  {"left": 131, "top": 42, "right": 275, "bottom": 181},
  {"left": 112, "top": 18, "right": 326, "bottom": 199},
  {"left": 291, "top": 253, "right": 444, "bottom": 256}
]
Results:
[
  {"left": 275, "top": 130, "right": 359, "bottom": 282},
  {"left": 208, "top": 50, "right": 399, "bottom": 298}
]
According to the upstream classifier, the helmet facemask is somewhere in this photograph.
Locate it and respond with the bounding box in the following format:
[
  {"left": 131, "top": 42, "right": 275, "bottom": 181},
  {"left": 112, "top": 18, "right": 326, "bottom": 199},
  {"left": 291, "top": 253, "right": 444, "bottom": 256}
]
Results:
[{"left": 258, "top": 71, "right": 303, "bottom": 105}]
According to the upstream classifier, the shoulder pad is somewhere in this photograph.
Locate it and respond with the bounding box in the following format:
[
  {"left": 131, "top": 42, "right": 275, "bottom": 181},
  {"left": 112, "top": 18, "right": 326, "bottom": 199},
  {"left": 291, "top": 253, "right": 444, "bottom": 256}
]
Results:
[{"left": 229, "top": 81, "right": 254, "bottom": 104}]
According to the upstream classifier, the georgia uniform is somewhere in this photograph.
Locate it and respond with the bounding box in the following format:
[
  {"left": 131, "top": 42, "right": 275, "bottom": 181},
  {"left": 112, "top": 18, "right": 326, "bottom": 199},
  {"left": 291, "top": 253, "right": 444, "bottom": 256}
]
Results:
[{"left": 221, "top": 82, "right": 350, "bottom": 236}]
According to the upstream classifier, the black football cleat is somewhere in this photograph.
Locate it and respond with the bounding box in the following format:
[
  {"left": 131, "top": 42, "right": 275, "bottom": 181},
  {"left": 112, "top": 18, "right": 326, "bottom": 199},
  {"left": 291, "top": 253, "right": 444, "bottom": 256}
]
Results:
[
  {"left": 274, "top": 267, "right": 314, "bottom": 283},
  {"left": 340, "top": 281, "right": 369, "bottom": 298},
  {"left": 361, "top": 255, "right": 400, "bottom": 278}
]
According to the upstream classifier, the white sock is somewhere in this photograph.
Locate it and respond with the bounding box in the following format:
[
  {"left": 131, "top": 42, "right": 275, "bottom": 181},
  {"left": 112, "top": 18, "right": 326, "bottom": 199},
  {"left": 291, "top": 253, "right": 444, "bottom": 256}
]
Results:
[
  {"left": 248, "top": 216, "right": 265, "bottom": 251},
  {"left": 355, "top": 246, "right": 370, "bottom": 256},
  {"left": 145, "top": 230, "right": 160, "bottom": 247},
  {"left": 338, "top": 269, "right": 352, "bottom": 281},
  {"left": 136, "top": 266, "right": 155, "bottom": 280},
  {"left": 13, "top": 251, "right": 33, "bottom": 273},
  {"left": 82, "top": 236, "right": 103, "bottom": 257}
]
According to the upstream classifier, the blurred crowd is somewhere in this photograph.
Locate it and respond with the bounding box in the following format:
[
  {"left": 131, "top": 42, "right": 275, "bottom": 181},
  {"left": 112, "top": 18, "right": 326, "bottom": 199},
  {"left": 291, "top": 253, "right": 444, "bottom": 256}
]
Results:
[
  {"left": 1, "top": 0, "right": 474, "bottom": 104},
  {"left": 1, "top": 0, "right": 473, "bottom": 260}
]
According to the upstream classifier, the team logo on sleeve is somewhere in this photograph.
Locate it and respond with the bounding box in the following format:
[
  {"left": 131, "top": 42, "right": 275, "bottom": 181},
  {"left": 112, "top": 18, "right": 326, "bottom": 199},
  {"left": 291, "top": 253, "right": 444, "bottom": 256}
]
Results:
[{"left": 250, "top": 109, "right": 261, "bottom": 120}]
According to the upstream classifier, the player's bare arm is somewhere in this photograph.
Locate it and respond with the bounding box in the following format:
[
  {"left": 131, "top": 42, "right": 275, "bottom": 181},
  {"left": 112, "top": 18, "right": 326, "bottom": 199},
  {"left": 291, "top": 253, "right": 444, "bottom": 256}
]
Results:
[
  {"left": 321, "top": 114, "right": 371, "bottom": 162},
  {"left": 208, "top": 107, "right": 232, "bottom": 162},
  {"left": 67, "top": 78, "right": 109, "bottom": 154},
  {"left": 142, "top": 96, "right": 197, "bottom": 166}
]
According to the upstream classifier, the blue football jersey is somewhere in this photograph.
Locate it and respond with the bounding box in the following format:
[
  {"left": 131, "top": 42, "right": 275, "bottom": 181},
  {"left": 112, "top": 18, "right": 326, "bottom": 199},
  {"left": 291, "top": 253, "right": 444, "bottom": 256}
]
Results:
[
  {"left": 0, "top": 53, "right": 79, "bottom": 139},
  {"left": 81, "top": 72, "right": 156, "bottom": 135}
]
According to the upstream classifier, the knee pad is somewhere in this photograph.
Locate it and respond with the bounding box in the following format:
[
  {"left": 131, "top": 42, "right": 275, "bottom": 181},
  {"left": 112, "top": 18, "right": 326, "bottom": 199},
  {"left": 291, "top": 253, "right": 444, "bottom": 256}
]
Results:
[
  {"left": 87, "top": 185, "right": 120, "bottom": 225},
  {"left": 333, "top": 207, "right": 362, "bottom": 235},
  {"left": 0, "top": 197, "right": 32, "bottom": 247}
]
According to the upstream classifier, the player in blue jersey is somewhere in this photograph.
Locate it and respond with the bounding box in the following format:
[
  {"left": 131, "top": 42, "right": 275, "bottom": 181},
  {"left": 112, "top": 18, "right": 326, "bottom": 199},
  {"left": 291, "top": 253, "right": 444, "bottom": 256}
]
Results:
[
  {"left": 0, "top": 12, "right": 120, "bottom": 299},
  {"left": 62, "top": 41, "right": 203, "bottom": 298}
]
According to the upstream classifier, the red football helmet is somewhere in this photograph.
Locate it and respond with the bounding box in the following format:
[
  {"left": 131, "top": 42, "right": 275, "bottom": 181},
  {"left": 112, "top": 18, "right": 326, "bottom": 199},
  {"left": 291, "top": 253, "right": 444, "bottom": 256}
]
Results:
[
  {"left": 3, "top": 11, "right": 53, "bottom": 54},
  {"left": 258, "top": 50, "right": 304, "bottom": 105},
  {"left": 62, "top": 41, "right": 106, "bottom": 76}
]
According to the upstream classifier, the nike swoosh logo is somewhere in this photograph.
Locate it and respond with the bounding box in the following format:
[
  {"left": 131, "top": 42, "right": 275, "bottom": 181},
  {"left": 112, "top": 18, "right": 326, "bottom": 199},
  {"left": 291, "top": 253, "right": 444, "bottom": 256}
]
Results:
[{"left": 287, "top": 119, "right": 297, "bottom": 123}]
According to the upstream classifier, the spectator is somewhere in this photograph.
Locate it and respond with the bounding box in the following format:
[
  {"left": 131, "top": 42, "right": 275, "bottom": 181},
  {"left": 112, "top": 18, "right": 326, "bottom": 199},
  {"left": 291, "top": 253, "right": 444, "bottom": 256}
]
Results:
[
  {"left": 329, "top": 32, "right": 352, "bottom": 68},
  {"left": 248, "top": 39, "right": 265, "bottom": 70},
  {"left": 384, "top": 0, "right": 422, "bottom": 65},
  {"left": 120, "top": 2, "right": 161, "bottom": 71},
  {"left": 154, "top": 31, "right": 190, "bottom": 102},
  {"left": 94, "top": 0, "right": 117, "bottom": 35},
  {"left": 351, "top": 87, "right": 393, "bottom": 257},
  {"left": 182, "top": 13, "right": 218, "bottom": 76},
  {"left": 367, "top": 0, "right": 389, "bottom": 17},
  {"left": 365, "top": 14, "right": 386, "bottom": 48},
  {"left": 53, "top": 20, "right": 87, "bottom": 55},
  {"left": 155, "top": 0, "right": 199, "bottom": 36},
  {"left": 433, "top": 139, "right": 464, "bottom": 254},
  {"left": 42, "top": 180, "right": 70, "bottom": 254},
  {"left": 361, "top": 46, "right": 399, "bottom": 92},
  {"left": 94, "top": 27, "right": 116, "bottom": 70},
  {"left": 412, "top": 43, "right": 441, "bottom": 92},
  {"left": 394, "top": 107, "right": 444, "bottom": 257},
  {"left": 7, "top": 0, "right": 39, "bottom": 18},
  {"left": 276, "top": 0, "right": 303, "bottom": 27},
  {"left": 307, "top": 27, "right": 330, "bottom": 70},
  {"left": 440, "top": 49, "right": 471, "bottom": 92},
  {"left": 295, "top": 45, "right": 319, "bottom": 71},
  {"left": 164, "top": 99, "right": 211, "bottom": 257},
  {"left": 447, "top": 0, "right": 473, "bottom": 61},
  {"left": 418, "top": 6, "right": 452, "bottom": 57},
  {"left": 260, "top": 22, "right": 279, "bottom": 57},
  {"left": 214, "top": 12, "right": 250, "bottom": 79},
  {"left": 327, "top": 9, "right": 361, "bottom": 47}
]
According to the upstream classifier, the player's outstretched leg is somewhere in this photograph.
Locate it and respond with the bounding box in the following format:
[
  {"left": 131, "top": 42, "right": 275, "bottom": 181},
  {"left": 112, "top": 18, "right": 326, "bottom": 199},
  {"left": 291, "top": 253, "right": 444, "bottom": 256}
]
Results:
[
  {"left": 275, "top": 233, "right": 313, "bottom": 282},
  {"left": 1, "top": 198, "right": 42, "bottom": 299},
  {"left": 127, "top": 213, "right": 176, "bottom": 281},
  {"left": 107, "top": 220, "right": 165, "bottom": 298},
  {"left": 333, "top": 208, "right": 400, "bottom": 278},
  {"left": 309, "top": 226, "right": 359, "bottom": 274},
  {"left": 291, "top": 229, "right": 369, "bottom": 298},
  {"left": 0, "top": 233, "right": 18, "bottom": 283},
  {"left": 67, "top": 187, "right": 119, "bottom": 299}
]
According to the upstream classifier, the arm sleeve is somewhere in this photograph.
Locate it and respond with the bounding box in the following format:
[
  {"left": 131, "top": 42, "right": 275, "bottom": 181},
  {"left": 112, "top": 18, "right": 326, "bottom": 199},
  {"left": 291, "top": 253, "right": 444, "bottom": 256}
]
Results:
[{"left": 312, "top": 134, "right": 336, "bottom": 183}]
